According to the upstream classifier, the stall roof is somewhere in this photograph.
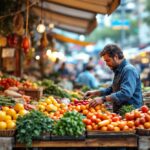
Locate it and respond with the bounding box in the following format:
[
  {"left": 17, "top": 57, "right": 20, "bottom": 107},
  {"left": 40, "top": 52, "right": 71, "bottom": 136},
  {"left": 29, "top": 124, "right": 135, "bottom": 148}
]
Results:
[{"left": 31, "top": 0, "right": 120, "bottom": 34}]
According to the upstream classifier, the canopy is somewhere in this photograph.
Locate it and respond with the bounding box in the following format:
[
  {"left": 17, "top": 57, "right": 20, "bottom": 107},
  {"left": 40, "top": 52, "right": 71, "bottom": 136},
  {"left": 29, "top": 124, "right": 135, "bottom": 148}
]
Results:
[{"left": 31, "top": 0, "right": 120, "bottom": 34}]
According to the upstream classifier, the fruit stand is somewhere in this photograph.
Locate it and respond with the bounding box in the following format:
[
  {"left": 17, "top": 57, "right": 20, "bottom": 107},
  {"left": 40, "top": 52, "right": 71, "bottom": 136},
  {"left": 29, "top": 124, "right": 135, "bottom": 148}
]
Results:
[{"left": 0, "top": 78, "right": 150, "bottom": 150}]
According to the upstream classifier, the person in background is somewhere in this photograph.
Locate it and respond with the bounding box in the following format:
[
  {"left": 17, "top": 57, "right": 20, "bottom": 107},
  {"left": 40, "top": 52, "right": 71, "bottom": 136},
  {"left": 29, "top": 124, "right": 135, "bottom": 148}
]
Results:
[
  {"left": 57, "top": 62, "right": 69, "bottom": 77},
  {"left": 76, "top": 65, "right": 99, "bottom": 89},
  {"left": 53, "top": 58, "right": 61, "bottom": 72},
  {"left": 84, "top": 44, "right": 143, "bottom": 114}
]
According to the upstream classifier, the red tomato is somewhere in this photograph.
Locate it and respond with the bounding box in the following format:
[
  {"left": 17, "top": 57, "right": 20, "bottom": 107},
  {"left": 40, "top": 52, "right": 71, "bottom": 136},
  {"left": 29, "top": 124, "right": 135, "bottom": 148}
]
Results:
[
  {"left": 112, "top": 116, "right": 120, "bottom": 122},
  {"left": 145, "top": 114, "right": 150, "bottom": 122},
  {"left": 125, "top": 113, "right": 134, "bottom": 121},
  {"left": 134, "top": 110, "right": 141, "bottom": 119},
  {"left": 91, "top": 115, "right": 97, "bottom": 122},
  {"left": 141, "top": 105, "right": 149, "bottom": 113},
  {"left": 139, "top": 117, "right": 146, "bottom": 124},
  {"left": 134, "top": 118, "right": 140, "bottom": 127}
]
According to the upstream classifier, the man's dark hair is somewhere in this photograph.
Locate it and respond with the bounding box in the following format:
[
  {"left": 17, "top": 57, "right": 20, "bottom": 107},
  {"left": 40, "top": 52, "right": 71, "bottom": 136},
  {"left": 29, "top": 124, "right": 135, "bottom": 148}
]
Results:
[
  {"left": 85, "top": 65, "right": 94, "bottom": 71},
  {"left": 100, "top": 44, "right": 124, "bottom": 59}
]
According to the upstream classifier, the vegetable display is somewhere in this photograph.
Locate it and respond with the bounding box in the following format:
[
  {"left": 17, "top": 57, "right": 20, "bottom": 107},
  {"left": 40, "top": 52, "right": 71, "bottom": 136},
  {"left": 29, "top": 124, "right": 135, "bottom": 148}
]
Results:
[
  {"left": 52, "top": 111, "right": 85, "bottom": 137},
  {"left": 16, "top": 110, "right": 54, "bottom": 146}
]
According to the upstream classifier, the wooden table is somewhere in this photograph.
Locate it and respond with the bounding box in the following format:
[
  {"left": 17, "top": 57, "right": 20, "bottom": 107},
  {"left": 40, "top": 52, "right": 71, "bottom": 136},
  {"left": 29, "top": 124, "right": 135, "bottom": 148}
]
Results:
[{"left": 15, "top": 136, "right": 137, "bottom": 148}]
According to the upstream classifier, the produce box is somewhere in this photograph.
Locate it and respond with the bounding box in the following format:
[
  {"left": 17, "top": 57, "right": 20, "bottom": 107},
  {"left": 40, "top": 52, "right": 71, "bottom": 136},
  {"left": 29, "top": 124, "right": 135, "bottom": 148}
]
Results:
[
  {"left": 33, "top": 133, "right": 51, "bottom": 141},
  {"left": 20, "top": 88, "right": 43, "bottom": 100},
  {"left": 87, "top": 130, "right": 136, "bottom": 138},
  {"left": 136, "top": 128, "right": 150, "bottom": 136}
]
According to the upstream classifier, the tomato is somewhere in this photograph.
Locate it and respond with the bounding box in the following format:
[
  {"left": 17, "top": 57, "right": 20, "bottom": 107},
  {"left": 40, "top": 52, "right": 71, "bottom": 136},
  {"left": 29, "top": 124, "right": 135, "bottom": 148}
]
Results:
[
  {"left": 114, "top": 126, "right": 120, "bottom": 132},
  {"left": 139, "top": 117, "right": 146, "bottom": 124},
  {"left": 112, "top": 116, "right": 120, "bottom": 122},
  {"left": 134, "top": 110, "right": 141, "bottom": 119},
  {"left": 95, "top": 118, "right": 101, "bottom": 124},
  {"left": 134, "top": 118, "right": 140, "bottom": 127},
  {"left": 82, "top": 109, "right": 88, "bottom": 115},
  {"left": 87, "top": 125, "right": 92, "bottom": 130},
  {"left": 83, "top": 119, "right": 92, "bottom": 125},
  {"left": 91, "top": 115, "right": 97, "bottom": 122},
  {"left": 141, "top": 105, "right": 149, "bottom": 113},
  {"left": 144, "top": 122, "right": 150, "bottom": 129},
  {"left": 145, "top": 114, "right": 150, "bottom": 122},
  {"left": 107, "top": 124, "right": 114, "bottom": 131},
  {"left": 125, "top": 113, "right": 134, "bottom": 121},
  {"left": 118, "top": 121, "right": 126, "bottom": 129},
  {"left": 127, "top": 121, "right": 134, "bottom": 128},
  {"left": 100, "top": 126, "right": 108, "bottom": 131},
  {"left": 92, "top": 124, "right": 98, "bottom": 130}
]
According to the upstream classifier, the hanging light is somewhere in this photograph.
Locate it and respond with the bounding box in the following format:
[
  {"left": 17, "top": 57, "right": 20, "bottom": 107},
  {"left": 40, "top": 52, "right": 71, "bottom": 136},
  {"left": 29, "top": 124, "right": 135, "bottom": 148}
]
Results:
[
  {"left": 37, "top": 0, "right": 46, "bottom": 33},
  {"left": 49, "top": 23, "right": 54, "bottom": 29},
  {"left": 37, "top": 21, "right": 46, "bottom": 33}
]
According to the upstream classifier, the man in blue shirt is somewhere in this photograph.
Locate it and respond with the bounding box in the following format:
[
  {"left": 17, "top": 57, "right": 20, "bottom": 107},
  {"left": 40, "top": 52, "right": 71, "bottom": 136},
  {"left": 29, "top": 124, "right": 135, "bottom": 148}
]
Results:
[
  {"left": 76, "top": 65, "right": 99, "bottom": 89},
  {"left": 84, "top": 44, "right": 143, "bottom": 114}
]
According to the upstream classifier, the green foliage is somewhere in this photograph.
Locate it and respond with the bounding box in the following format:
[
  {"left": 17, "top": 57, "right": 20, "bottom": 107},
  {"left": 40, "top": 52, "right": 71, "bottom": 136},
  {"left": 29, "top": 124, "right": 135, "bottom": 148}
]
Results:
[
  {"left": 52, "top": 111, "right": 85, "bottom": 137},
  {"left": 119, "top": 104, "right": 135, "bottom": 117},
  {"left": 40, "top": 79, "right": 71, "bottom": 98},
  {"left": 16, "top": 110, "right": 54, "bottom": 147}
]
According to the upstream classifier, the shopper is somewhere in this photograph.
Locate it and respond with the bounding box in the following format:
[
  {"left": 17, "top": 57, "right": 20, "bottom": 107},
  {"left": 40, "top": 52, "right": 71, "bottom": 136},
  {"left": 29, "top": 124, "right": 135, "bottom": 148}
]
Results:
[
  {"left": 76, "top": 65, "right": 99, "bottom": 89},
  {"left": 84, "top": 44, "right": 143, "bottom": 114}
]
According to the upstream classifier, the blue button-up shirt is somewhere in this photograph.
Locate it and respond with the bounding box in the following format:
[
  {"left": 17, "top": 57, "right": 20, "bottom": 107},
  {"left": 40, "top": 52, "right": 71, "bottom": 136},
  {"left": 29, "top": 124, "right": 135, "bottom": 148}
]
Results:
[
  {"left": 100, "top": 59, "right": 143, "bottom": 113},
  {"left": 76, "top": 71, "right": 99, "bottom": 89}
]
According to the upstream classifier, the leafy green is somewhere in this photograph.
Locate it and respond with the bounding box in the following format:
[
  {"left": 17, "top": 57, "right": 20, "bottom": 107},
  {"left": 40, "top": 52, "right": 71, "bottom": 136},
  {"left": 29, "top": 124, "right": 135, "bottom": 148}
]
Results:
[
  {"left": 16, "top": 110, "right": 54, "bottom": 147},
  {"left": 119, "top": 105, "right": 135, "bottom": 117},
  {"left": 52, "top": 111, "right": 85, "bottom": 137}
]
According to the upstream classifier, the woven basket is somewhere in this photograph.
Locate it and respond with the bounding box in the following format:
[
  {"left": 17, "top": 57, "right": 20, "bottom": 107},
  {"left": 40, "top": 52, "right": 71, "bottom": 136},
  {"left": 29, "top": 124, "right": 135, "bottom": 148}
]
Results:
[
  {"left": 21, "top": 88, "right": 43, "bottom": 100},
  {"left": 136, "top": 128, "right": 150, "bottom": 136},
  {"left": 0, "top": 129, "right": 16, "bottom": 137}
]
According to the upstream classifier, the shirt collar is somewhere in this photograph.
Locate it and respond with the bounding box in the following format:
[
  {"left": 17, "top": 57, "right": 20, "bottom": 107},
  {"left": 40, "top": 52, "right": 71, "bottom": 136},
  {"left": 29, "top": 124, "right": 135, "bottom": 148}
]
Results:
[{"left": 113, "top": 59, "right": 127, "bottom": 73}]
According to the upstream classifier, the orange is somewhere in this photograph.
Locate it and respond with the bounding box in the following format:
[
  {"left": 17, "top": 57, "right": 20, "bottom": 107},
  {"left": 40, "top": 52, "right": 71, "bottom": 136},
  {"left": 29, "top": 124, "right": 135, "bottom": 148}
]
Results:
[
  {"left": 2, "top": 106, "right": 9, "bottom": 112},
  {"left": 13, "top": 114, "right": 19, "bottom": 120},
  {"left": 0, "top": 121, "right": 7, "bottom": 130},
  {"left": 0, "top": 111, "right": 6, "bottom": 121},
  {"left": 4, "top": 115, "right": 12, "bottom": 122},
  {"left": 6, "top": 120, "right": 16, "bottom": 129},
  {"left": 18, "top": 110, "right": 28, "bottom": 116},
  {"left": 14, "top": 103, "right": 24, "bottom": 112},
  {"left": 6, "top": 109, "right": 16, "bottom": 117}
]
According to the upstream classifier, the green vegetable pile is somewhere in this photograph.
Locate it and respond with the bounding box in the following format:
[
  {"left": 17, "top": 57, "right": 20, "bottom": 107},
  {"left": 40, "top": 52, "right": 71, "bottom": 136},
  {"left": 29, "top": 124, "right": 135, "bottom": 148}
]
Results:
[
  {"left": 52, "top": 111, "right": 85, "bottom": 137},
  {"left": 16, "top": 110, "right": 54, "bottom": 146},
  {"left": 39, "top": 79, "right": 71, "bottom": 98},
  {"left": 0, "top": 95, "right": 15, "bottom": 106},
  {"left": 119, "top": 104, "right": 135, "bottom": 117}
]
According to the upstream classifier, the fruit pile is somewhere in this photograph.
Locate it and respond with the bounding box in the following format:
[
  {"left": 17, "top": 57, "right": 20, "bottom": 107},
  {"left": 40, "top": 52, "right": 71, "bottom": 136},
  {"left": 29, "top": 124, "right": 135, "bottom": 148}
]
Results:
[
  {"left": 36, "top": 96, "right": 67, "bottom": 120},
  {"left": 0, "top": 78, "right": 21, "bottom": 89},
  {"left": 0, "top": 103, "right": 28, "bottom": 130}
]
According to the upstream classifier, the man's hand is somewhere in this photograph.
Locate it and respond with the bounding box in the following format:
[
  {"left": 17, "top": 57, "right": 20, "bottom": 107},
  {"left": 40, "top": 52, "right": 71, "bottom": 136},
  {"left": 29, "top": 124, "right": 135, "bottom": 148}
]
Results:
[
  {"left": 89, "top": 97, "right": 103, "bottom": 107},
  {"left": 84, "top": 90, "right": 100, "bottom": 100}
]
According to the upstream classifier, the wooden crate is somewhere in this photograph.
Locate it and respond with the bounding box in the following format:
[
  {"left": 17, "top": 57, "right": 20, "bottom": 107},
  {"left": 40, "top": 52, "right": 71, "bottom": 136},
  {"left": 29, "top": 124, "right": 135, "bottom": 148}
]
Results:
[{"left": 21, "top": 88, "right": 43, "bottom": 100}]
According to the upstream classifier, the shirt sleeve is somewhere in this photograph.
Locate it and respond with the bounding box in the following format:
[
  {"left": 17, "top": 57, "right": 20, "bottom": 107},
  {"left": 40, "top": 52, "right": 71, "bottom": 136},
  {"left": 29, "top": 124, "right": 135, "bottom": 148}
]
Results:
[
  {"left": 110, "top": 68, "right": 137, "bottom": 104},
  {"left": 100, "top": 86, "right": 113, "bottom": 96}
]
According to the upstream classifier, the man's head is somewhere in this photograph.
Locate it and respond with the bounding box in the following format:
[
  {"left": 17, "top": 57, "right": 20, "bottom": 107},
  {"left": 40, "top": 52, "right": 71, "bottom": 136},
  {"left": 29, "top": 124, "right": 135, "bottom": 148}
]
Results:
[
  {"left": 100, "top": 44, "right": 124, "bottom": 70},
  {"left": 85, "top": 65, "right": 94, "bottom": 72}
]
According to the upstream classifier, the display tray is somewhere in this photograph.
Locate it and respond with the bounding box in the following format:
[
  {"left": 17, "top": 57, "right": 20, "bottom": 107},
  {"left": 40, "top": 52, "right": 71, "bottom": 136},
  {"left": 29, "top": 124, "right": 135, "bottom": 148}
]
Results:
[
  {"left": 87, "top": 130, "right": 136, "bottom": 138},
  {"left": 33, "top": 133, "right": 51, "bottom": 141},
  {"left": 51, "top": 134, "right": 86, "bottom": 141},
  {"left": 136, "top": 128, "right": 150, "bottom": 136}
]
